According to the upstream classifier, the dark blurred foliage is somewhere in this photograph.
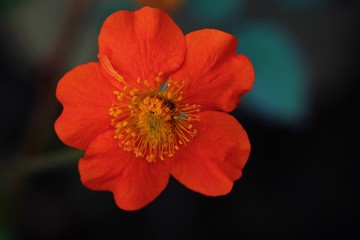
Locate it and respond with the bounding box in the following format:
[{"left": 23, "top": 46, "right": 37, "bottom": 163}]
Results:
[{"left": 0, "top": 0, "right": 359, "bottom": 239}]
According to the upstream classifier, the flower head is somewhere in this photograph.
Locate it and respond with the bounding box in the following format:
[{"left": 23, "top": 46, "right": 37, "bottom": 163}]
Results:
[{"left": 55, "top": 7, "right": 254, "bottom": 210}]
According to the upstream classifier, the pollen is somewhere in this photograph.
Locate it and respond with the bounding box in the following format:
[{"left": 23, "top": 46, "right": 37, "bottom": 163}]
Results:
[{"left": 101, "top": 55, "right": 200, "bottom": 162}]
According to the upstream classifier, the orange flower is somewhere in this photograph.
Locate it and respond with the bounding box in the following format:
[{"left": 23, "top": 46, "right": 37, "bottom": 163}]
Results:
[{"left": 55, "top": 7, "right": 254, "bottom": 211}]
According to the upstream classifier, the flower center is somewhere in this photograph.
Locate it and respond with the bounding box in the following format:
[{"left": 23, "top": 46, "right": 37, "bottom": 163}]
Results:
[{"left": 101, "top": 55, "right": 200, "bottom": 162}]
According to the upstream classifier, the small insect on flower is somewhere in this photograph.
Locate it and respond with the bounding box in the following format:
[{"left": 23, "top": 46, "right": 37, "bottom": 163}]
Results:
[{"left": 55, "top": 6, "right": 254, "bottom": 211}]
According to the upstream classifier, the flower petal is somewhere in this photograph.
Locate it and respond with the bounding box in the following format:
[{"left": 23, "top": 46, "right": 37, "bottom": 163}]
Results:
[
  {"left": 79, "top": 130, "right": 170, "bottom": 211},
  {"left": 55, "top": 62, "right": 116, "bottom": 150},
  {"left": 171, "top": 29, "right": 255, "bottom": 112},
  {"left": 98, "top": 6, "right": 186, "bottom": 86},
  {"left": 167, "top": 111, "right": 250, "bottom": 196}
]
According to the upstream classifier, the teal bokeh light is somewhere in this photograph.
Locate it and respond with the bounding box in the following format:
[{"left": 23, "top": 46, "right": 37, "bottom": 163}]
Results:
[
  {"left": 96, "top": 0, "right": 136, "bottom": 26},
  {"left": 236, "top": 23, "right": 310, "bottom": 125},
  {"left": 188, "top": 0, "right": 246, "bottom": 25}
]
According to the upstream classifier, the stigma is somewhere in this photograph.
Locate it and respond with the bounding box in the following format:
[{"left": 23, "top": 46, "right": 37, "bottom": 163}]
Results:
[{"left": 101, "top": 54, "right": 200, "bottom": 162}]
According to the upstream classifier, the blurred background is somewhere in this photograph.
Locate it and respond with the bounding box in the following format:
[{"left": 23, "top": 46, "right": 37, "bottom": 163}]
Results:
[{"left": 0, "top": 0, "right": 359, "bottom": 239}]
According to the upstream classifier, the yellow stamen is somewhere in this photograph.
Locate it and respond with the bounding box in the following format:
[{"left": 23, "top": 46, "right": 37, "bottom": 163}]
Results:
[
  {"left": 99, "top": 54, "right": 125, "bottom": 83},
  {"left": 102, "top": 55, "right": 200, "bottom": 162}
]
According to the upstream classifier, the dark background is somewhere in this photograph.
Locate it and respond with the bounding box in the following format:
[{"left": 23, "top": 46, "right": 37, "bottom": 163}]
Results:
[{"left": 1, "top": 0, "right": 359, "bottom": 239}]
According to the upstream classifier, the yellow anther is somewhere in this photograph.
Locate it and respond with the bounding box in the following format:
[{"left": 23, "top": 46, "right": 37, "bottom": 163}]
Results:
[
  {"left": 130, "top": 89, "right": 138, "bottom": 96},
  {"left": 108, "top": 74, "right": 200, "bottom": 162},
  {"left": 117, "top": 92, "right": 125, "bottom": 100}
]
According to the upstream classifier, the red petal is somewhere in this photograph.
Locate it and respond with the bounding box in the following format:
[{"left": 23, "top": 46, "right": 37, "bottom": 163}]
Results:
[
  {"left": 55, "top": 62, "right": 116, "bottom": 150},
  {"left": 168, "top": 111, "right": 250, "bottom": 196},
  {"left": 98, "top": 6, "right": 186, "bottom": 87},
  {"left": 171, "top": 29, "right": 255, "bottom": 112},
  {"left": 79, "top": 130, "right": 170, "bottom": 211}
]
